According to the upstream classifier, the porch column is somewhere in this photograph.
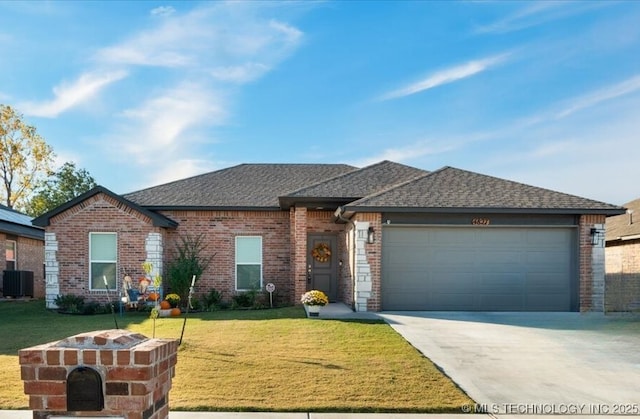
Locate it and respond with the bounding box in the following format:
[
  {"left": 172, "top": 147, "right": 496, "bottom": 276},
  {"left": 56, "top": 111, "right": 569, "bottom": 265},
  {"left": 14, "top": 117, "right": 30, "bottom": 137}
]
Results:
[{"left": 290, "top": 206, "right": 308, "bottom": 305}]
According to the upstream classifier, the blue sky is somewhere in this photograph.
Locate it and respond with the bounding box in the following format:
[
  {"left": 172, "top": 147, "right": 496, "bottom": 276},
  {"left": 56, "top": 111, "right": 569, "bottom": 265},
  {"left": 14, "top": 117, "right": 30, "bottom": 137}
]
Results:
[{"left": 1, "top": 1, "right": 639, "bottom": 206}]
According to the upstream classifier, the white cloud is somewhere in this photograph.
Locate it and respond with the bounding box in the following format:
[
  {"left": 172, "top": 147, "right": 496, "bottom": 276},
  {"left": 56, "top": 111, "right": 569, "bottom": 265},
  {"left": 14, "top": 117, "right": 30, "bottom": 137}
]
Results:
[
  {"left": 475, "top": 1, "right": 609, "bottom": 34},
  {"left": 114, "top": 82, "right": 227, "bottom": 162},
  {"left": 211, "top": 62, "right": 270, "bottom": 83},
  {"left": 150, "top": 6, "right": 175, "bottom": 17},
  {"left": 556, "top": 74, "right": 640, "bottom": 119},
  {"left": 19, "top": 70, "right": 128, "bottom": 117},
  {"left": 379, "top": 53, "right": 510, "bottom": 101},
  {"left": 94, "top": 4, "right": 304, "bottom": 73}
]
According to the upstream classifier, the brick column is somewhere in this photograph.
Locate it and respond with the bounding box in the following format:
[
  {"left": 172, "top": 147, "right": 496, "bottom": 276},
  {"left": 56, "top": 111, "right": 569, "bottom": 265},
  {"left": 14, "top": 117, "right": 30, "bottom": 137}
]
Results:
[
  {"left": 579, "top": 214, "right": 606, "bottom": 312},
  {"left": 290, "top": 207, "right": 308, "bottom": 305}
]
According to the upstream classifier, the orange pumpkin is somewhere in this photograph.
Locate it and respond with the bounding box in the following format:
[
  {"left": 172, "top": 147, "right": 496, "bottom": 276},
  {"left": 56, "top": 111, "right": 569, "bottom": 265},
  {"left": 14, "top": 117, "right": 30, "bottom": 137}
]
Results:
[
  {"left": 159, "top": 300, "right": 171, "bottom": 310},
  {"left": 170, "top": 307, "right": 181, "bottom": 316},
  {"left": 147, "top": 292, "right": 159, "bottom": 302}
]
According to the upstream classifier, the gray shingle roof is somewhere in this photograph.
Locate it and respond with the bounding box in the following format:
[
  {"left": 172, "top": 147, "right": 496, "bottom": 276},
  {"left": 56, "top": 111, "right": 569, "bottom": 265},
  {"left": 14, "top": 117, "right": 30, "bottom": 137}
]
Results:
[
  {"left": 0, "top": 204, "right": 43, "bottom": 240},
  {"left": 606, "top": 198, "right": 640, "bottom": 241},
  {"left": 283, "top": 160, "right": 427, "bottom": 199},
  {"left": 124, "top": 163, "right": 356, "bottom": 208},
  {"left": 345, "top": 166, "right": 625, "bottom": 214}
]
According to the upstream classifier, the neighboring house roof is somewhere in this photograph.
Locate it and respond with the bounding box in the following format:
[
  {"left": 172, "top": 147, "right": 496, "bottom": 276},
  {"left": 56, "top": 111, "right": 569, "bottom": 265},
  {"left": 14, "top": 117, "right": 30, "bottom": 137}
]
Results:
[
  {"left": 343, "top": 166, "right": 625, "bottom": 215},
  {"left": 32, "top": 186, "right": 178, "bottom": 228},
  {"left": 123, "top": 163, "right": 356, "bottom": 210},
  {"left": 279, "top": 160, "right": 428, "bottom": 209},
  {"left": 0, "top": 204, "right": 44, "bottom": 241},
  {"left": 606, "top": 198, "right": 640, "bottom": 242}
]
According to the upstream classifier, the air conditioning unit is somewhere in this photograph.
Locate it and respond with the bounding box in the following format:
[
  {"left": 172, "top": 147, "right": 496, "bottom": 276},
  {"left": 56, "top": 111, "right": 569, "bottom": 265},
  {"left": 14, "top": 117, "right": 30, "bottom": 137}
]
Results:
[{"left": 3, "top": 270, "right": 34, "bottom": 298}]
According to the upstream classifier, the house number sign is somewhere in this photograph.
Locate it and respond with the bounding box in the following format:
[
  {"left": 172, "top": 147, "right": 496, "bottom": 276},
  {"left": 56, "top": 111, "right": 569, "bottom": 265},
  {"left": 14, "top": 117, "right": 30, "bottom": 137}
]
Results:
[{"left": 471, "top": 218, "right": 491, "bottom": 225}]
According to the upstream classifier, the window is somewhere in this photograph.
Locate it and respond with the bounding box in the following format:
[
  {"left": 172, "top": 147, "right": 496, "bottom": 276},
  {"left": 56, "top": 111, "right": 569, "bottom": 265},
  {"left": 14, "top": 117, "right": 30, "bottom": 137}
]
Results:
[
  {"left": 235, "top": 236, "right": 262, "bottom": 290},
  {"left": 89, "top": 233, "right": 117, "bottom": 290},
  {"left": 6, "top": 240, "right": 16, "bottom": 270}
]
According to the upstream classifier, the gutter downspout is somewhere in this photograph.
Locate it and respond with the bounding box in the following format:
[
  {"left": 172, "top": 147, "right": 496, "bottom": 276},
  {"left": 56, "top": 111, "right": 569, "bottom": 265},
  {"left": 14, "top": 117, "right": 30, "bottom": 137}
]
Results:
[{"left": 335, "top": 206, "right": 357, "bottom": 311}]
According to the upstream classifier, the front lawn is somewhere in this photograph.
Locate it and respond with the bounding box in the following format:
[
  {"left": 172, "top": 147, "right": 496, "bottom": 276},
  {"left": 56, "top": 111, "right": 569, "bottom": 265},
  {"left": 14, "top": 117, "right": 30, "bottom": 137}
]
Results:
[{"left": 0, "top": 300, "right": 472, "bottom": 412}]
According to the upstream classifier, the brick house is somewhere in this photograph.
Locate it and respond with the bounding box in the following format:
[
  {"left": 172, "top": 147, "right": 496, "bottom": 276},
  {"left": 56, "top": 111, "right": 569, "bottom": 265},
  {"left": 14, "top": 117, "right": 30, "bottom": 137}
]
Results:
[
  {"left": 605, "top": 198, "right": 640, "bottom": 312},
  {"left": 33, "top": 161, "right": 623, "bottom": 312},
  {"left": 0, "top": 204, "right": 44, "bottom": 298}
]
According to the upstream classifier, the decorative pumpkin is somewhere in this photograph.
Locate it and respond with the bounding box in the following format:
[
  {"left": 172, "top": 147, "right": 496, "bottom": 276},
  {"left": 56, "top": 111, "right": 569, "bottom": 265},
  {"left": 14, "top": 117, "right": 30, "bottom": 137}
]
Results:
[
  {"left": 147, "top": 292, "right": 159, "bottom": 302},
  {"left": 159, "top": 300, "right": 171, "bottom": 310},
  {"left": 170, "top": 307, "right": 181, "bottom": 316}
]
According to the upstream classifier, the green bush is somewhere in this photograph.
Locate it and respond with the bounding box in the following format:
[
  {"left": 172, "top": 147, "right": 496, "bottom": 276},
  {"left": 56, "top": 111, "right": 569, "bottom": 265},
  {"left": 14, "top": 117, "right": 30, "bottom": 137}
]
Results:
[
  {"left": 231, "top": 289, "right": 267, "bottom": 309},
  {"left": 167, "top": 234, "right": 213, "bottom": 303},
  {"left": 202, "top": 288, "right": 222, "bottom": 311},
  {"left": 53, "top": 295, "right": 111, "bottom": 315}
]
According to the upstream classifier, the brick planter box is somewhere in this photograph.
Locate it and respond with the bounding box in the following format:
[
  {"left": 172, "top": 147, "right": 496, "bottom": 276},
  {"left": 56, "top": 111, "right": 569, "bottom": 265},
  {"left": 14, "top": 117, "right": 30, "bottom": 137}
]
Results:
[{"left": 19, "top": 329, "right": 178, "bottom": 419}]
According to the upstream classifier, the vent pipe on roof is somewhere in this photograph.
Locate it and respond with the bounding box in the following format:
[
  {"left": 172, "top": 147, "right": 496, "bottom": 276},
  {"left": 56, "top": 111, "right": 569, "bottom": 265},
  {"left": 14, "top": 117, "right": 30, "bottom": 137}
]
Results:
[{"left": 629, "top": 209, "right": 634, "bottom": 225}]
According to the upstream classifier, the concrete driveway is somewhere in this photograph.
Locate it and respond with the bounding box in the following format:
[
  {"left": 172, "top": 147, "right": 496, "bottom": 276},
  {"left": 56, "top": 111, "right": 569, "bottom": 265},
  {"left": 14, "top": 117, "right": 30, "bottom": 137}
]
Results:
[{"left": 379, "top": 312, "right": 640, "bottom": 415}]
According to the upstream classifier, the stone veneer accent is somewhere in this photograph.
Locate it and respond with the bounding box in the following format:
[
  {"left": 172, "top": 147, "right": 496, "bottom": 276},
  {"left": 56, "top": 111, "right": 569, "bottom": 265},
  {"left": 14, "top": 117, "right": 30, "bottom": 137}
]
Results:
[
  {"left": 353, "top": 221, "right": 372, "bottom": 312},
  {"left": 145, "top": 232, "right": 163, "bottom": 287},
  {"left": 19, "top": 329, "right": 178, "bottom": 419},
  {"left": 44, "top": 232, "right": 60, "bottom": 309}
]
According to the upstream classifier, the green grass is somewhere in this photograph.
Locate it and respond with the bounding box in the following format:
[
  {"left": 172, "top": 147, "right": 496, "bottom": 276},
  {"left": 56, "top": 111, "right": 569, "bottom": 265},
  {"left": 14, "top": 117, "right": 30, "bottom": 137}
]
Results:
[{"left": 0, "top": 300, "right": 472, "bottom": 412}]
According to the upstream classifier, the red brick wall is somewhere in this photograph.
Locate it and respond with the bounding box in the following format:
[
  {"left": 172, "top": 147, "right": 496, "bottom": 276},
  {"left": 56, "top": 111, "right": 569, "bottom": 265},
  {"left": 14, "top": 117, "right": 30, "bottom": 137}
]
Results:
[
  {"left": 0, "top": 234, "right": 45, "bottom": 298},
  {"left": 605, "top": 239, "right": 640, "bottom": 311},
  {"left": 48, "top": 193, "right": 160, "bottom": 302},
  {"left": 578, "top": 214, "right": 606, "bottom": 311},
  {"left": 160, "top": 209, "right": 291, "bottom": 304},
  {"left": 17, "top": 236, "right": 45, "bottom": 298},
  {"left": 290, "top": 207, "right": 306, "bottom": 305}
]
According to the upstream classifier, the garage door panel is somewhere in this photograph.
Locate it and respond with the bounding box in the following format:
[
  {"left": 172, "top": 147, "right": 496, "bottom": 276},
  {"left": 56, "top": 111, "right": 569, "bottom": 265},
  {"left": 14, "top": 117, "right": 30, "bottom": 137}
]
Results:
[
  {"left": 526, "top": 294, "right": 570, "bottom": 311},
  {"left": 430, "top": 273, "right": 475, "bottom": 290},
  {"left": 527, "top": 273, "right": 570, "bottom": 290},
  {"left": 475, "top": 250, "right": 524, "bottom": 265},
  {"left": 382, "top": 226, "right": 576, "bottom": 311},
  {"left": 478, "top": 273, "right": 524, "bottom": 291},
  {"left": 384, "top": 291, "right": 429, "bottom": 310}
]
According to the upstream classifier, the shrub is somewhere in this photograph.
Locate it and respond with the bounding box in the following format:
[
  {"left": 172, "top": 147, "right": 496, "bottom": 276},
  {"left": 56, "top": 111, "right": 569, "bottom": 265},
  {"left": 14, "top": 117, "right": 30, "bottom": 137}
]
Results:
[
  {"left": 202, "top": 288, "right": 222, "bottom": 311},
  {"left": 232, "top": 289, "right": 267, "bottom": 309},
  {"left": 54, "top": 294, "right": 85, "bottom": 314},
  {"left": 166, "top": 234, "right": 213, "bottom": 302},
  {"left": 54, "top": 295, "right": 110, "bottom": 315}
]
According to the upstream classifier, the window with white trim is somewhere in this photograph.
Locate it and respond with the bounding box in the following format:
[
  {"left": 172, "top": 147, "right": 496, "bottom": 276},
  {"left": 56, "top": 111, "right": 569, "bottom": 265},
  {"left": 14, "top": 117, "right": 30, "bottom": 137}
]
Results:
[
  {"left": 235, "top": 236, "right": 262, "bottom": 290},
  {"left": 6, "top": 240, "right": 16, "bottom": 270},
  {"left": 89, "top": 232, "right": 117, "bottom": 290}
]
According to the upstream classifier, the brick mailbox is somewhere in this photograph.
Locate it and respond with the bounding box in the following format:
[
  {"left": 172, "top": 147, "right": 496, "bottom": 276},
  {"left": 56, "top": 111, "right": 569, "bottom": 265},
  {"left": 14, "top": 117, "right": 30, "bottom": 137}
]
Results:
[{"left": 19, "top": 329, "right": 178, "bottom": 419}]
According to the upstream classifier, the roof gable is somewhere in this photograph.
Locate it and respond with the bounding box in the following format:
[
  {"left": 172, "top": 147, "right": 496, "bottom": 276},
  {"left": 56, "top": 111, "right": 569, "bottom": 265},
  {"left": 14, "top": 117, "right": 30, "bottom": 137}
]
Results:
[
  {"left": 279, "top": 160, "right": 427, "bottom": 209},
  {"left": 32, "top": 186, "right": 178, "bottom": 228},
  {"left": 345, "top": 166, "right": 625, "bottom": 214},
  {"left": 124, "top": 163, "right": 356, "bottom": 209},
  {"left": 606, "top": 198, "right": 640, "bottom": 241}
]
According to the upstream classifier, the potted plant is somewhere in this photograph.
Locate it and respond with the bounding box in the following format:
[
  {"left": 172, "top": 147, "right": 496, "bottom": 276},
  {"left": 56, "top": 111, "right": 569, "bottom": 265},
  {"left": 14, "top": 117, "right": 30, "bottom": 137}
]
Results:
[{"left": 300, "top": 290, "right": 328, "bottom": 317}]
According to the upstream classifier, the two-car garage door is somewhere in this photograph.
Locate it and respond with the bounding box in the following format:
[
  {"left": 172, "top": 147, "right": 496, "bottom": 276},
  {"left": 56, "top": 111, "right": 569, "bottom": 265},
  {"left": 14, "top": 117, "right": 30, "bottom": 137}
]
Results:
[{"left": 381, "top": 226, "right": 577, "bottom": 311}]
